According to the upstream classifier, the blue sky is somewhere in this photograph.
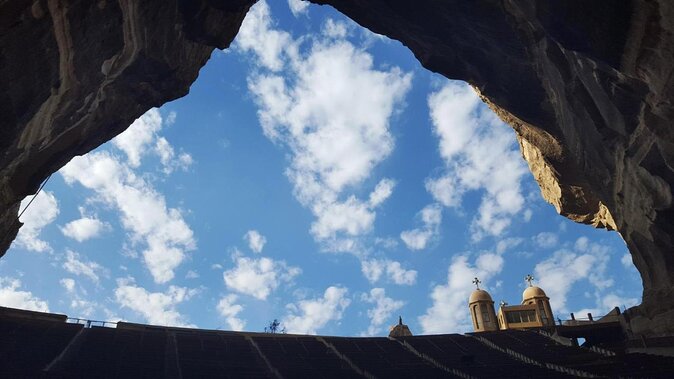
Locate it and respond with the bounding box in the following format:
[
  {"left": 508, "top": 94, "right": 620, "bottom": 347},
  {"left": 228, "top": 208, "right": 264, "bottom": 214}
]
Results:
[{"left": 0, "top": 0, "right": 642, "bottom": 336}]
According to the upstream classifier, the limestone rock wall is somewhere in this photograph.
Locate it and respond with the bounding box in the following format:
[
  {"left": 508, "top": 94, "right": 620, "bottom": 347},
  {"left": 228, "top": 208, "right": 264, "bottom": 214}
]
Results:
[
  {"left": 313, "top": 0, "right": 674, "bottom": 335},
  {"left": 1, "top": 0, "right": 673, "bottom": 335}
]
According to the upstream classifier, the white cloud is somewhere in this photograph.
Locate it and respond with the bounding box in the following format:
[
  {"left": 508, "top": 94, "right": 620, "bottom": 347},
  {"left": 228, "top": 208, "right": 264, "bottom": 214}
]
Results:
[
  {"left": 496, "top": 237, "right": 523, "bottom": 254},
  {"left": 155, "top": 137, "right": 193, "bottom": 174},
  {"left": 534, "top": 237, "right": 613, "bottom": 314},
  {"left": 361, "top": 259, "right": 417, "bottom": 285},
  {"left": 426, "top": 82, "right": 528, "bottom": 241},
  {"left": 419, "top": 253, "right": 504, "bottom": 334},
  {"left": 283, "top": 286, "right": 350, "bottom": 334},
  {"left": 237, "top": 1, "right": 296, "bottom": 71},
  {"left": 14, "top": 191, "right": 59, "bottom": 252},
  {"left": 70, "top": 299, "right": 97, "bottom": 318},
  {"left": 113, "top": 109, "right": 162, "bottom": 168},
  {"left": 60, "top": 148, "right": 195, "bottom": 284},
  {"left": 400, "top": 204, "right": 442, "bottom": 251},
  {"left": 185, "top": 270, "right": 199, "bottom": 279},
  {"left": 243, "top": 1, "right": 411, "bottom": 252},
  {"left": 368, "top": 179, "right": 395, "bottom": 207},
  {"left": 244, "top": 230, "right": 267, "bottom": 254},
  {"left": 217, "top": 294, "right": 246, "bottom": 331},
  {"left": 322, "top": 19, "right": 349, "bottom": 39},
  {"left": 0, "top": 277, "right": 49, "bottom": 312},
  {"left": 60, "top": 278, "right": 76, "bottom": 293},
  {"left": 533, "top": 232, "right": 559, "bottom": 249},
  {"left": 361, "top": 288, "right": 404, "bottom": 336},
  {"left": 112, "top": 108, "right": 190, "bottom": 174},
  {"left": 287, "top": 0, "right": 309, "bottom": 17},
  {"left": 621, "top": 253, "right": 633, "bottom": 269},
  {"left": 62, "top": 250, "right": 106, "bottom": 284},
  {"left": 114, "top": 278, "right": 195, "bottom": 327},
  {"left": 223, "top": 254, "right": 301, "bottom": 300},
  {"left": 61, "top": 216, "right": 108, "bottom": 242}
]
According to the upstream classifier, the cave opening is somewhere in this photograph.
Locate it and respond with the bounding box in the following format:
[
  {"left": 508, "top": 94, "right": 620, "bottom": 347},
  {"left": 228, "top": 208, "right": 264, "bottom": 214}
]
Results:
[{"left": 0, "top": 0, "right": 643, "bottom": 337}]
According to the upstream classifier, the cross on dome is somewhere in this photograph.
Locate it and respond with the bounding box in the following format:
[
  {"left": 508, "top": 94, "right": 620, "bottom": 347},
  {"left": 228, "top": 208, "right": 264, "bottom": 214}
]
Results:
[
  {"left": 525, "top": 274, "right": 534, "bottom": 287},
  {"left": 472, "top": 277, "right": 481, "bottom": 290}
]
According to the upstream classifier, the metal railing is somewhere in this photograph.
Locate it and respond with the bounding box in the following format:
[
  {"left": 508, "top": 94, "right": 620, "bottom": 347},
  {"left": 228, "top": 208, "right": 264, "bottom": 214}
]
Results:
[{"left": 66, "top": 317, "right": 118, "bottom": 328}]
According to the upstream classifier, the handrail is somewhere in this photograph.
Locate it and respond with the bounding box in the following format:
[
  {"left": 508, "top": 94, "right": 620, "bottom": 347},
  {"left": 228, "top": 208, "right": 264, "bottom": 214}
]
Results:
[{"left": 66, "top": 317, "right": 118, "bottom": 328}]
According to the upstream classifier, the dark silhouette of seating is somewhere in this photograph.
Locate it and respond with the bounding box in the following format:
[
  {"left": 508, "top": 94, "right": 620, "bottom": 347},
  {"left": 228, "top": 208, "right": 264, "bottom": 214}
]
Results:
[{"left": 2, "top": 306, "right": 674, "bottom": 378}]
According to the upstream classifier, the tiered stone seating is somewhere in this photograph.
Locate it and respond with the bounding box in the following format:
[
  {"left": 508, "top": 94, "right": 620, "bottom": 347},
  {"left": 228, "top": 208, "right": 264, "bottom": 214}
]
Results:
[
  {"left": 0, "top": 316, "right": 82, "bottom": 377},
  {"left": 176, "top": 331, "right": 270, "bottom": 378},
  {"left": 398, "top": 334, "right": 572, "bottom": 378},
  {"left": 478, "top": 330, "right": 674, "bottom": 378},
  {"left": 3, "top": 306, "right": 674, "bottom": 378},
  {"left": 48, "top": 326, "right": 169, "bottom": 377},
  {"left": 324, "top": 336, "right": 454, "bottom": 378},
  {"left": 479, "top": 330, "right": 604, "bottom": 368},
  {"left": 252, "top": 335, "right": 356, "bottom": 378}
]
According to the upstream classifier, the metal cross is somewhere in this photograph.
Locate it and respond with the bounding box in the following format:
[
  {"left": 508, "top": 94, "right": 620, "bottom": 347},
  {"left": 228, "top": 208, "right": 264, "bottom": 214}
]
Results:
[
  {"left": 525, "top": 274, "right": 534, "bottom": 287},
  {"left": 472, "top": 277, "right": 481, "bottom": 290},
  {"left": 500, "top": 300, "right": 508, "bottom": 307}
]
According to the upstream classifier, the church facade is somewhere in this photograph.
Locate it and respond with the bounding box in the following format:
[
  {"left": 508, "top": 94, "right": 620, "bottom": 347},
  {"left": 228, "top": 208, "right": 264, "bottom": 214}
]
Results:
[{"left": 469, "top": 275, "right": 555, "bottom": 332}]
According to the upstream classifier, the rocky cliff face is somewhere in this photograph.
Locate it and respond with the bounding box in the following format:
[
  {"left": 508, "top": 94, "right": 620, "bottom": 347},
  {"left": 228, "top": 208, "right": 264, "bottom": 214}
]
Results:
[{"left": 1, "top": 0, "right": 673, "bottom": 336}]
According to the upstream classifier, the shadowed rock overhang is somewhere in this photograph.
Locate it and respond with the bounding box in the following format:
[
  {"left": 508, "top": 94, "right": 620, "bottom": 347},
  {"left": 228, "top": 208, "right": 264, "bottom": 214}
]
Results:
[{"left": 1, "top": 0, "right": 673, "bottom": 336}]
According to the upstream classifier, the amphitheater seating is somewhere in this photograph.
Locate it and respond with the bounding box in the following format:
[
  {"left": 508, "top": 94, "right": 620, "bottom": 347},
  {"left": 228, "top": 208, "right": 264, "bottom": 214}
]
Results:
[
  {"left": 252, "top": 335, "right": 356, "bottom": 378},
  {"left": 397, "top": 334, "right": 572, "bottom": 378},
  {"left": 175, "top": 331, "right": 270, "bottom": 378},
  {"left": 3, "top": 306, "right": 674, "bottom": 378},
  {"left": 0, "top": 316, "right": 82, "bottom": 377},
  {"left": 478, "top": 329, "right": 674, "bottom": 378},
  {"left": 323, "top": 336, "right": 455, "bottom": 378}
]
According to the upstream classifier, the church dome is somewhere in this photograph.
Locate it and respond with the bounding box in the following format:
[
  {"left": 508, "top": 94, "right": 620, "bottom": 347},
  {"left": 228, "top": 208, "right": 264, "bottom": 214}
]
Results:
[
  {"left": 469, "top": 289, "right": 493, "bottom": 303},
  {"left": 522, "top": 286, "right": 547, "bottom": 300}
]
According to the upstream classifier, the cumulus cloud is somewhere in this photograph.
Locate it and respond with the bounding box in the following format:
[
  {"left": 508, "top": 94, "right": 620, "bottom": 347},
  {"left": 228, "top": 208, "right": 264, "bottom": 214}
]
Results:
[
  {"left": 0, "top": 277, "right": 49, "bottom": 312},
  {"left": 217, "top": 294, "right": 246, "bottom": 331},
  {"left": 244, "top": 230, "right": 267, "bottom": 254},
  {"left": 400, "top": 204, "right": 442, "bottom": 251},
  {"left": 283, "top": 286, "right": 351, "bottom": 334},
  {"left": 223, "top": 253, "right": 301, "bottom": 300},
  {"left": 241, "top": 1, "right": 411, "bottom": 252},
  {"left": 287, "top": 0, "right": 309, "bottom": 17},
  {"left": 60, "top": 278, "right": 76, "bottom": 293},
  {"left": 425, "top": 82, "right": 528, "bottom": 241},
  {"left": 533, "top": 232, "right": 559, "bottom": 249},
  {"left": 534, "top": 237, "right": 618, "bottom": 314},
  {"left": 621, "top": 253, "right": 634, "bottom": 269},
  {"left": 61, "top": 215, "right": 109, "bottom": 242},
  {"left": 236, "top": 1, "right": 296, "bottom": 71},
  {"left": 14, "top": 191, "right": 59, "bottom": 252},
  {"left": 114, "top": 278, "right": 196, "bottom": 327},
  {"left": 361, "top": 259, "right": 417, "bottom": 286},
  {"left": 63, "top": 250, "right": 106, "bottom": 283},
  {"left": 111, "top": 109, "right": 192, "bottom": 174},
  {"left": 361, "top": 288, "right": 404, "bottom": 336},
  {"left": 60, "top": 147, "right": 195, "bottom": 284},
  {"left": 419, "top": 253, "right": 504, "bottom": 334}
]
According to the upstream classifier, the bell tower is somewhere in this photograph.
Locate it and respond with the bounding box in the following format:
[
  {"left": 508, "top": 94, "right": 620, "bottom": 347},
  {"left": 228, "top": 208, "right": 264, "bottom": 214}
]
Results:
[
  {"left": 522, "top": 274, "right": 554, "bottom": 326},
  {"left": 468, "top": 277, "right": 498, "bottom": 332}
]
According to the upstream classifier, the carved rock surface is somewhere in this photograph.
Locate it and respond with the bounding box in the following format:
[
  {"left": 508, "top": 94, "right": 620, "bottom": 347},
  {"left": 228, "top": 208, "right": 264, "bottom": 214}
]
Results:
[
  {"left": 314, "top": 0, "right": 674, "bottom": 335},
  {"left": 0, "top": 0, "right": 254, "bottom": 255},
  {"left": 1, "top": 0, "right": 674, "bottom": 336}
]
